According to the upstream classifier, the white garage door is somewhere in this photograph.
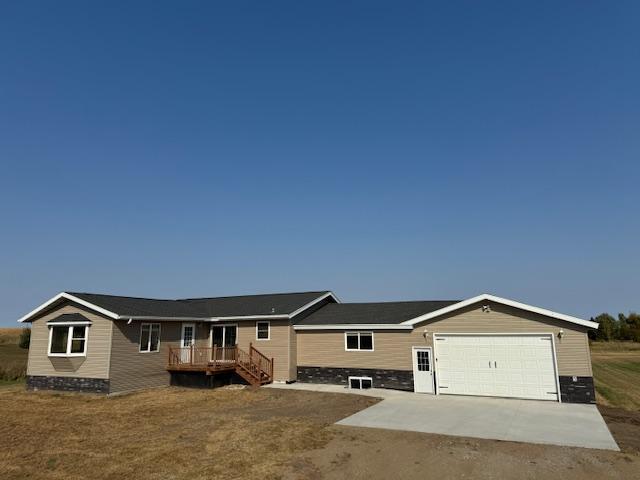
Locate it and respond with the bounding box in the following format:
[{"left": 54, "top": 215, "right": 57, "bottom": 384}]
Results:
[{"left": 434, "top": 334, "right": 559, "bottom": 401}]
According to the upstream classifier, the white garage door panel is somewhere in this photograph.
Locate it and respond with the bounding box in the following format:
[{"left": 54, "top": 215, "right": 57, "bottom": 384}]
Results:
[{"left": 435, "top": 335, "right": 558, "bottom": 401}]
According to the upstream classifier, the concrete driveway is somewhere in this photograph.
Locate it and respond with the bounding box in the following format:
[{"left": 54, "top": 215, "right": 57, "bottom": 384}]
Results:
[{"left": 266, "top": 383, "right": 619, "bottom": 451}]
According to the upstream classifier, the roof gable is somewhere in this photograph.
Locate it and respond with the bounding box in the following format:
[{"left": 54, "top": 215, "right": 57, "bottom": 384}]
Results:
[{"left": 400, "top": 294, "right": 598, "bottom": 329}]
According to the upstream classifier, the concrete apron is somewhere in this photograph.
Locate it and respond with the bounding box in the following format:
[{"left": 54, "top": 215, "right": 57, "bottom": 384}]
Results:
[{"left": 265, "top": 383, "right": 619, "bottom": 451}]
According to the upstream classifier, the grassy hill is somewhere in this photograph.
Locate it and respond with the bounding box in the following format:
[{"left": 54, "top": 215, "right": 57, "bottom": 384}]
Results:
[{"left": 0, "top": 328, "right": 28, "bottom": 386}]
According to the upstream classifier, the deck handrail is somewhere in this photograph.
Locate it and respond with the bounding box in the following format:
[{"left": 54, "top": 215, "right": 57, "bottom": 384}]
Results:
[
  {"left": 249, "top": 343, "right": 274, "bottom": 380},
  {"left": 167, "top": 344, "right": 273, "bottom": 385}
]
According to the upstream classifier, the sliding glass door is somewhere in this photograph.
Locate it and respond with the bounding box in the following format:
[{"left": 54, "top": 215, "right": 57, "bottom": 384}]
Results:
[{"left": 210, "top": 325, "right": 237, "bottom": 361}]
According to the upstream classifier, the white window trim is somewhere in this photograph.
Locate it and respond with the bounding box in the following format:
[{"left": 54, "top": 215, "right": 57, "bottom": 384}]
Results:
[
  {"left": 344, "top": 331, "right": 374, "bottom": 352},
  {"left": 47, "top": 324, "right": 88, "bottom": 357},
  {"left": 209, "top": 323, "right": 239, "bottom": 348},
  {"left": 348, "top": 376, "right": 373, "bottom": 389},
  {"left": 139, "top": 323, "right": 161, "bottom": 353},
  {"left": 256, "top": 321, "right": 270, "bottom": 341}
]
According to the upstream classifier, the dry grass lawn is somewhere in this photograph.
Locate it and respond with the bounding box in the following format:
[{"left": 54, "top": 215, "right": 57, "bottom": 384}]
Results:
[
  {"left": 591, "top": 342, "right": 640, "bottom": 410},
  {"left": 0, "top": 386, "right": 377, "bottom": 480},
  {"left": 1, "top": 386, "right": 639, "bottom": 480}
]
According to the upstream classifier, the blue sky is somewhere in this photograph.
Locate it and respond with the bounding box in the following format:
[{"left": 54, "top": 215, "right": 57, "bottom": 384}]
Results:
[{"left": 1, "top": 1, "right": 638, "bottom": 326}]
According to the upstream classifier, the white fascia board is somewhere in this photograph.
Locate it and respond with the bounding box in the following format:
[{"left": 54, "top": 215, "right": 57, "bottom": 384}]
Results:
[
  {"left": 400, "top": 294, "right": 599, "bottom": 329},
  {"left": 288, "top": 291, "right": 339, "bottom": 319},
  {"left": 294, "top": 324, "right": 413, "bottom": 331},
  {"left": 17, "top": 292, "right": 120, "bottom": 323}
]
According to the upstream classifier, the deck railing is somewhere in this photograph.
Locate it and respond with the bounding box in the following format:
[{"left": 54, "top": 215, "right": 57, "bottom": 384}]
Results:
[
  {"left": 167, "top": 343, "right": 273, "bottom": 385},
  {"left": 168, "top": 346, "right": 237, "bottom": 367}
]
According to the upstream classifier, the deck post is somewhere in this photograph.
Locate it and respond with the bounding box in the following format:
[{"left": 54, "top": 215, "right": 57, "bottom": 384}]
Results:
[
  {"left": 190, "top": 344, "right": 194, "bottom": 365},
  {"left": 213, "top": 344, "right": 217, "bottom": 369},
  {"left": 258, "top": 356, "right": 262, "bottom": 383},
  {"left": 271, "top": 357, "right": 274, "bottom": 380}
]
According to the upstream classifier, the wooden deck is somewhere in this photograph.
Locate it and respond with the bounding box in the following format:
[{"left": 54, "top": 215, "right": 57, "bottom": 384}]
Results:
[{"left": 166, "top": 345, "right": 273, "bottom": 385}]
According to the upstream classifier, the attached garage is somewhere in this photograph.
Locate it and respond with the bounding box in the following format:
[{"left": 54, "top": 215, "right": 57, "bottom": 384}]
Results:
[
  {"left": 433, "top": 334, "right": 560, "bottom": 401},
  {"left": 295, "top": 293, "right": 598, "bottom": 404}
]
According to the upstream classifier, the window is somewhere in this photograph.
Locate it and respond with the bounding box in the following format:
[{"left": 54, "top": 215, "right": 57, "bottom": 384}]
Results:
[
  {"left": 416, "top": 350, "right": 430, "bottom": 371},
  {"left": 48, "top": 325, "right": 88, "bottom": 356},
  {"left": 344, "top": 332, "right": 374, "bottom": 351},
  {"left": 139, "top": 323, "right": 161, "bottom": 352},
  {"left": 349, "top": 376, "right": 373, "bottom": 389},
  {"left": 256, "top": 321, "right": 270, "bottom": 340}
]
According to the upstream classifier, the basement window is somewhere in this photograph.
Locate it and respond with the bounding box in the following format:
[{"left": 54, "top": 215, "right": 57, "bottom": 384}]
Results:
[
  {"left": 48, "top": 325, "right": 88, "bottom": 357},
  {"left": 349, "top": 376, "right": 373, "bottom": 389},
  {"left": 345, "top": 332, "right": 374, "bottom": 351}
]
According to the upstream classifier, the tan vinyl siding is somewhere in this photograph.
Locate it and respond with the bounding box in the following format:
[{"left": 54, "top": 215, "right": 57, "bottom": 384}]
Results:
[
  {"left": 236, "top": 320, "right": 291, "bottom": 382},
  {"left": 26, "top": 303, "right": 113, "bottom": 379},
  {"left": 289, "top": 325, "right": 297, "bottom": 380},
  {"left": 297, "top": 301, "right": 593, "bottom": 377},
  {"left": 108, "top": 321, "right": 212, "bottom": 394}
]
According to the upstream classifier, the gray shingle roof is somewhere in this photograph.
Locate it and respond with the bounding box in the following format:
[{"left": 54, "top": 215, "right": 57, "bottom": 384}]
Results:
[
  {"left": 48, "top": 313, "right": 92, "bottom": 323},
  {"left": 68, "top": 291, "right": 331, "bottom": 318},
  {"left": 294, "top": 300, "right": 460, "bottom": 325}
]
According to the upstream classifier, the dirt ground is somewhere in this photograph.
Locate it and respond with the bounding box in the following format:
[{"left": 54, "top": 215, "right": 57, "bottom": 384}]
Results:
[
  {"left": 1, "top": 386, "right": 639, "bottom": 480},
  {"left": 285, "top": 425, "right": 640, "bottom": 480},
  {"left": 598, "top": 405, "right": 640, "bottom": 454}
]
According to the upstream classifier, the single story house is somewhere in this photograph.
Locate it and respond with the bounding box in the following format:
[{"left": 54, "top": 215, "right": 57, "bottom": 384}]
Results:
[{"left": 18, "top": 290, "right": 598, "bottom": 403}]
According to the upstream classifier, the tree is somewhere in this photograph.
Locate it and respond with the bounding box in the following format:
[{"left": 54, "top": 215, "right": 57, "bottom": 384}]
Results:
[
  {"left": 618, "top": 313, "right": 631, "bottom": 341},
  {"left": 627, "top": 312, "right": 640, "bottom": 342},
  {"left": 594, "top": 313, "right": 617, "bottom": 341},
  {"left": 18, "top": 328, "right": 30, "bottom": 349}
]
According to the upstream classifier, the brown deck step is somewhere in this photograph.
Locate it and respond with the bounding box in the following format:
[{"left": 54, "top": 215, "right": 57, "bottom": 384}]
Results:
[{"left": 166, "top": 344, "right": 274, "bottom": 386}]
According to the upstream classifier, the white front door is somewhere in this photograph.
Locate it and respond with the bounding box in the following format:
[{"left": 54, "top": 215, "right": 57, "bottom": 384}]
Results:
[
  {"left": 412, "top": 347, "right": 434, "bottom": 393},
  {"left": 434, "top": 334, "right": 559, "bottom": 401},
  {"left": 181, "top": 323, "right": 195, "bottom": 363}
]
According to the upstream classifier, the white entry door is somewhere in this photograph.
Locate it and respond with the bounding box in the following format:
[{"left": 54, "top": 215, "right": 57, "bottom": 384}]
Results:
[
  {"left": 412, "top": 347, "right": 434, "bottom": 393},
  {"left": 181, "top": 323, "right": 195, "bottom": 363},
  {"left": 434, "top": 334, "right": 559, "bottom": 401}
]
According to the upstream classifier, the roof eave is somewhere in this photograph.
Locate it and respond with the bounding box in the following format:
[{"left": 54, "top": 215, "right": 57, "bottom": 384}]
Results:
[{"left": 294, "top": 324, "right": 413, "bottom": 330}]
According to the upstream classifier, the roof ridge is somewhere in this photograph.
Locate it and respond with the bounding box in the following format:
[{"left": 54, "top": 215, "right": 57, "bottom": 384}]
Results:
[
  {"left": 67, "top": 292, "right": 182, "bottom": 302},
  {"left": 67, "top": 290, "right": 330, "bottom": 302},
  {"left": 334, "top": 300, "right": 460, "bottom": 306},
  {"left": 178, "top": 290, "right": 330, "bottom": 301}
]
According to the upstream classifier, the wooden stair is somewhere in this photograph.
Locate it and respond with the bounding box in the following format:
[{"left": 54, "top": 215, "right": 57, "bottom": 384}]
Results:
[
  {"left": 167, "top": 343, "right": 273, "bottom": 387},
  {"left": 234, "top": 343, "right": 273, "bottom": 386}
]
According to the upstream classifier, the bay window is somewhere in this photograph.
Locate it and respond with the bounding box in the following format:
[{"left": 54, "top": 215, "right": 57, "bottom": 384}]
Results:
[{"left": 48, "top": 325, "right": 88, "bottom": 356}]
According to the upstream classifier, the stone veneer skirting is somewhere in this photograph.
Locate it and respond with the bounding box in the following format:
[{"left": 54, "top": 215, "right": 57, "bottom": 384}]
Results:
[
  {"left": 297, "top": 366, "right": 414, "bottom": 391},
  {"left": 298, "top": 368, "right": 595, "bottom": 404},
  {"left": 559, "top": 376, "right": 596, "bottom": 404},
  {"left": 26, "top": 375, "right": 110, "bottom": 394}
]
